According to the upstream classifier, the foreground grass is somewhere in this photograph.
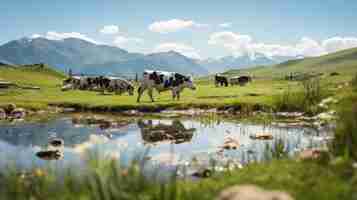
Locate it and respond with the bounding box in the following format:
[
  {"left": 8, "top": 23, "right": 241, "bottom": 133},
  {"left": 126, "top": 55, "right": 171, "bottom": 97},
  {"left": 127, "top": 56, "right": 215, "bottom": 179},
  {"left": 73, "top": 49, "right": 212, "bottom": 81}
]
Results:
[{"left": 0, "top": 158, "right": 355, "bottom": 200}]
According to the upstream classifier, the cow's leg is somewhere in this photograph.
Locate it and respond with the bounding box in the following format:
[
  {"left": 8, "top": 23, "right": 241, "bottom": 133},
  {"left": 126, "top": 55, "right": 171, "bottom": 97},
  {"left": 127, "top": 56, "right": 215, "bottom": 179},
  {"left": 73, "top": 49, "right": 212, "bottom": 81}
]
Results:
[
  {"left": 177, "top": 91, "right": 181, "bottom": 100},
  {"left": 148, "top": 88, "right": 154, "bottom": 102},
  {"left": 172, "top": 89, "right": 176, "bottom": 100},
  {"left": 137, "top": 86, "right": 145, "bottom": 102}
]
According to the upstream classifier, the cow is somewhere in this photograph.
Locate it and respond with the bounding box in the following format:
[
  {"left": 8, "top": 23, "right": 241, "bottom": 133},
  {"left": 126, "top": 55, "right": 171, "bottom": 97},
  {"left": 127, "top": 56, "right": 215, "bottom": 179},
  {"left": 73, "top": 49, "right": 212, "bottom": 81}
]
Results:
[
  {"left": 62, "top": 76, "right": 81, "bottom": 90},
  {"left": 107, "top": 77, "right": 134, "bottom": 95},
  {"left": 230, "top": 76, "right": 252, "bottom": 86},
  {"left": 137, "top": 70, "right": 196, "bottom": 102},
  {"left": 215, "top": 74, "right": 229, "bottom": 87}
]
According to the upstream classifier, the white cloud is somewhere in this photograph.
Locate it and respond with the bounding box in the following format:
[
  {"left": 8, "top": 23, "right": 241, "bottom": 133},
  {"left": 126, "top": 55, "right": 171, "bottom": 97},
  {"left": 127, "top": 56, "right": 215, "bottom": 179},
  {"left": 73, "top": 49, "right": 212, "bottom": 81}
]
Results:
[
  {"left": 113, "top": 36, "right": 144, "bottom": 47},
  {"left": 31, "top": 31, "right": 100, "bottom": 44},
  {"left": 153, "top": 42, "right": 201, "bottom": 59},
  {"left": 295, "top": 37, "right": 326, "bottom": 57},
  {"left": 208, "top": 31, "right": 357, "bottom": 58},
  {"left": 208, "top": 31, "right": 252, "bottom": 56},
  {"left": 322, "top": 37, "right": 357, "bottom": 53},
  {"left": 148, "top": 19, "right": 208, "bottom": 34},
  {"left": 31, "top": 34, "right": 42, "bottom": 39},
  {"left": 219, "top": 23, "right": 232, "bottom": 28},
  {"left": 99, "top": 25, "right": 120, "bottom": 35}
]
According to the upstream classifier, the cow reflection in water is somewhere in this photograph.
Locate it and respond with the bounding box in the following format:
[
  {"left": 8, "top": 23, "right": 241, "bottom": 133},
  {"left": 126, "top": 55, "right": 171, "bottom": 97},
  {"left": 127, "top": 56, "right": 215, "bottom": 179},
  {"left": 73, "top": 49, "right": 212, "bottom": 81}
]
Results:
[{"left": 138, "top": 120, "right": 195, "bottom": 144}]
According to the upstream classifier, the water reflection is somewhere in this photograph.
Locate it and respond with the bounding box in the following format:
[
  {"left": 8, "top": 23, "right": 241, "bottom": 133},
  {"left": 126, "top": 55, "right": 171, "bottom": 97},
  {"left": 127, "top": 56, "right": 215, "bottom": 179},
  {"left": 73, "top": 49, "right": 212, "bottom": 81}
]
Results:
[
  {"left": 0, "top": 115, "right": 331, "bottom": 172},
  {"left": 138, "top": 119, "right": 195, "bottom": 144}
]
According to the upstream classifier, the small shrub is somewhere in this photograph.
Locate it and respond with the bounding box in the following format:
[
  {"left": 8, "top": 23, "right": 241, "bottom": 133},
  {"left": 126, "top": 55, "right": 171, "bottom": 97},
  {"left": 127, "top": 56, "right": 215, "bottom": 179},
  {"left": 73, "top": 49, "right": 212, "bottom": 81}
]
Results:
[
  {"left": 274, "top": 77, "right": 326, "bottom": 114},
  {"left": 333, "top": 102, "right": 357, "bottom": 161}
]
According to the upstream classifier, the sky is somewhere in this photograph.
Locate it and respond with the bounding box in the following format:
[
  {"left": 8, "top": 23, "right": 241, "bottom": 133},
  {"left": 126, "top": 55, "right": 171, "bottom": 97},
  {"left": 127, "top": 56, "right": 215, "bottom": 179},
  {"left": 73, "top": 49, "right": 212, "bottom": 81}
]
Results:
[{"left": 1, "top": 0, "right": 357, "bottom": 59}]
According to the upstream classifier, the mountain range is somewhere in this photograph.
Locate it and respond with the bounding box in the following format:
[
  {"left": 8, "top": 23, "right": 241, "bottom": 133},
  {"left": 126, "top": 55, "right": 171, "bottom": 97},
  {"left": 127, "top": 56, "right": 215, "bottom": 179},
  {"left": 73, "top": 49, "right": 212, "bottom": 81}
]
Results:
[
  {"left": 0, "top": 37, "right": 297, "bottom": 76},
  {"left": 198, "top": 54, "right": 297, "bottom": 73}
]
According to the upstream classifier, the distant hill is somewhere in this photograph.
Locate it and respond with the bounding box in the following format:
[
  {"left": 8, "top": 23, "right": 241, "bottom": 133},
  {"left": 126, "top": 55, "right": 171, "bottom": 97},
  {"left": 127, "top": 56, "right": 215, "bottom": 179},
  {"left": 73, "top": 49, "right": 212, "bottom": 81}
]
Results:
[
  {"left": 0, "top": 63, "right": 65, "bottom": 87},
  {"left": 198, "top": 53, "right": 297, "bottom": 74},
  {"left": 0, "top": 37, "right": 208, "bottom": 76},
  {"left": 82, "top": 51, "right": 208, "bottom": 75},
  {"left": 223, "top": 47, "right": 357, "bottom": 77}
]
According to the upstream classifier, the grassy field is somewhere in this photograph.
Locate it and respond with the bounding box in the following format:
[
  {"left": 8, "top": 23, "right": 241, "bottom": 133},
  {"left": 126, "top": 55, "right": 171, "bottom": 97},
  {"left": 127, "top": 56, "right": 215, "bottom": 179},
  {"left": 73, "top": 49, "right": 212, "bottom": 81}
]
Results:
[
  {"left": 0, "top": 48, "right": 357, "bottom": 199},
  {"left": 0, "top": 58, "right": 355, "bottom": 112}
]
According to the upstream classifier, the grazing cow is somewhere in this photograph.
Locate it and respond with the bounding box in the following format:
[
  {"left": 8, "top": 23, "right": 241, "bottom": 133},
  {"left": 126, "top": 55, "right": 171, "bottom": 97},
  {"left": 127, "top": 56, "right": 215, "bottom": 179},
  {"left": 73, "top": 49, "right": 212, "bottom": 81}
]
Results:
[
  {"left": 62, "top": 76, "right": 81, "bottom": 90},
  {"left": 215, "top": 74, "right": 229, "bottom": 87},
  {"left": 230, "top": 76, "right": 252, "bottom": 86},
  {"left": 107, "top": 77, "right": 134, "bottom": 95},
  {"left": 137, "top": 70, "right": 196, "bottom": 102}
]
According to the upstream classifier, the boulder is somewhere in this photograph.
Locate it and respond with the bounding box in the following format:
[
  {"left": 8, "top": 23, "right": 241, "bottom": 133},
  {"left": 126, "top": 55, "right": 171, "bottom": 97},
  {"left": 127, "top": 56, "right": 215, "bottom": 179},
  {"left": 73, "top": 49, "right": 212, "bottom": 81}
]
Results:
[
  {"left": 10, "top": 108, "right": 26, "bottom": 119},
  {"left": 221, "top": 137, "right": 240, "bottom": 150},
  {"left": 49, "top": 138, "right": 64, "bottom": 147},
  {"left": 36, "top": 150, "right": 63, "bottom": 160},
  {"left": 250, "top": 133, "right": 273, "bottom": 140},
  {"left": 192, "top": 169, "right": 212, "bottom": 178},
  {"left": 298, "top": 149, "right": 328, "bottom": 160},
  {"left": 216, "top": 185, "right": 294, "bottom": 200}
]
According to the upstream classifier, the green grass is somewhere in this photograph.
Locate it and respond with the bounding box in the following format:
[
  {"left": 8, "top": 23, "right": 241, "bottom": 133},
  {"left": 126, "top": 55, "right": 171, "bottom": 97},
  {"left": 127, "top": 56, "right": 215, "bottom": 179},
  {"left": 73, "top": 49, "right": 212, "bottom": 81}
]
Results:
[
  {"left": 0, "top": 157, "right": 355, "bottom": 200},
  {"left": 0, "top": 62, "right": 354, "bottom": 112},
  {"left": 225, "top": 47, "right": 357, "bottom": 79}
]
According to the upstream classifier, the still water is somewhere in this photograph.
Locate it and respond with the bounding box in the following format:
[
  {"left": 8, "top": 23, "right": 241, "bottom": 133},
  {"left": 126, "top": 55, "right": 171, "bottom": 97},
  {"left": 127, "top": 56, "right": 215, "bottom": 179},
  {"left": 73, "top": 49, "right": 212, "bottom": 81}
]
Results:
[{"left": 0, "top": 114, "right": 329, "bottom": 172}]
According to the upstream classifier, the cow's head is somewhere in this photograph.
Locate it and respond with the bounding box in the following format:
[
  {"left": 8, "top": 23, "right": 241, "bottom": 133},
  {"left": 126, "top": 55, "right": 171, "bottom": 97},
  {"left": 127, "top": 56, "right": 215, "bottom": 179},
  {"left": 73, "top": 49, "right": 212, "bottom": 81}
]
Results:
[{"left": 183, "top": 76, "right": 196, "bottom": 90}]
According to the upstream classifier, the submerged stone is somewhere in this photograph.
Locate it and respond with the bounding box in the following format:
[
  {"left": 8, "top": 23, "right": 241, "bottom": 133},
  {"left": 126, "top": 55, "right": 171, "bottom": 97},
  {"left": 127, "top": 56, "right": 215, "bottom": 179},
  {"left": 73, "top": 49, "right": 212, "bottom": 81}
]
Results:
[
  {"left": 250, "top": 133, "right": 273, "bottom": 140},
  {"left": 36, "top": 150, "right": 63, "bottom": 160}
]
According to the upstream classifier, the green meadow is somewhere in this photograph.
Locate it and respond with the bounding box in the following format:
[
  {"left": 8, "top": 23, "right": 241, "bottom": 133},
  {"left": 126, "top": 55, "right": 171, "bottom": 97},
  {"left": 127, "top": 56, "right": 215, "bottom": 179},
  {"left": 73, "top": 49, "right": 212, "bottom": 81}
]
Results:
[
  {"left": 1, "top": 47, "right": 356, "bottom": 112},
  {"left": 0, "top": 48, "right": 357, "bottom": 200}
]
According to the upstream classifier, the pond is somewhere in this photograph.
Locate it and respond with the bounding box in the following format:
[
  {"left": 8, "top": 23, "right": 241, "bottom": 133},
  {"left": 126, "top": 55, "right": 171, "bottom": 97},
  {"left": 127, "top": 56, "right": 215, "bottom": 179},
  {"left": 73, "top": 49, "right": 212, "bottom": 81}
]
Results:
[{"left": 0, "top": 114, "right": 330, "bottom": 175}]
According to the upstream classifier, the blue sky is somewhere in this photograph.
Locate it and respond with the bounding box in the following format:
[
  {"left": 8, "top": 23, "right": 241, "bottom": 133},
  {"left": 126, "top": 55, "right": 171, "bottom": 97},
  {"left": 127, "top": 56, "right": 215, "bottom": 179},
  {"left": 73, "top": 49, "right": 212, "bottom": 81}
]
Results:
[{"left": 1, "top": 0, "right": 357, "bottom": 59}]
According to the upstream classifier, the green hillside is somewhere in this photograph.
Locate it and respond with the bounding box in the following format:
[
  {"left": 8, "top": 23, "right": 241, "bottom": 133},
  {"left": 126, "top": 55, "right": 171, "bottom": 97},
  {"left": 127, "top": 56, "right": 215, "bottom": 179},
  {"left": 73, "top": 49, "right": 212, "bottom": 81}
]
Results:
[
  {"left": 224, "top": 47, "right": 357, "bottom": 78},
  {"left": 0, "top": 64, "right": 66, "bottom": 87}
]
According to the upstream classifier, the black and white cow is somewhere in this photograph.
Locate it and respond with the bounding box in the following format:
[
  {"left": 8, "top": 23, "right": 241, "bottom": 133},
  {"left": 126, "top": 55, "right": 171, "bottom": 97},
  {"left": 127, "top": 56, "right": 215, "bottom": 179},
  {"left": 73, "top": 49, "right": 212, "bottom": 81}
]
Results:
[
  {"left": 137, "top": 70, "right": 196, "bottom": 102},
  {"left": 62, "top": 76, "right": 134, "bottom": 95},
  {"left": 215, "top": 74, "right": 229, "bottom": 87},
  {"left": 107, "top": 77, "right": 134, "bottom": 95},
  {"left": 230, "top": 76, "right": 252, "bottom": 86}
]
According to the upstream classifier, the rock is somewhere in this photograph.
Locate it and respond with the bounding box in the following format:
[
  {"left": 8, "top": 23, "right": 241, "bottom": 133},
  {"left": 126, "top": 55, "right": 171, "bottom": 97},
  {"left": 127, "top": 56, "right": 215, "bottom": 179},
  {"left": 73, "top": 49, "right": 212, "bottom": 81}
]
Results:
[
  {"left": 36, "top": 150, "right": 63, "bottom": 160},
  {"left": 216, "top": 185, "right": 294, "bottom": 200},
  {"left": 298, "top": 149, "right": 328, "bottom": 160},
  {"left": 221, "top": 137, "right": 240, "bottom": 150},
  {"left": 10, "top": 108, "right": 26, "bottom": 119},
  {"left": 49, "top": 138, "right": 64, "bottom": 147},
  {"left": 316, "top": 110, "right": 336, "bottom": 121},
  {"left": 4, "top": 103, "right": 16, "bottom": 114},
  {"left": 62, "top": 107, "right": 76, "bottom": 112},
  {"left": 0, "top": 108, "right": 6, "bottom": 119},
  {"left": 250, "top": 133, "right": 273, "bottom": 140},
  {"left": 276, "top": 112, "right": 304, "bottom": 118},
  {"left": 192, "top": 169, "right": 212, "bottom": 178}
]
